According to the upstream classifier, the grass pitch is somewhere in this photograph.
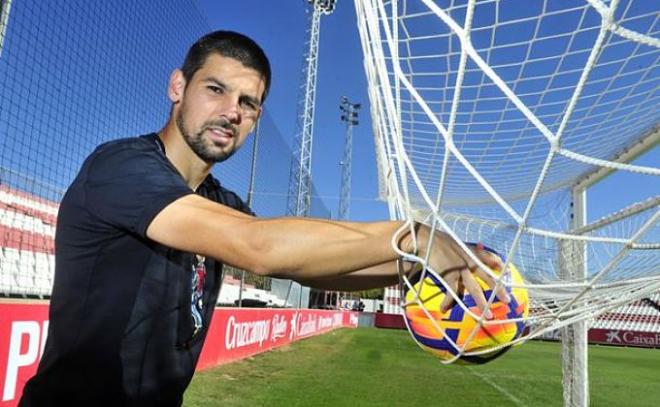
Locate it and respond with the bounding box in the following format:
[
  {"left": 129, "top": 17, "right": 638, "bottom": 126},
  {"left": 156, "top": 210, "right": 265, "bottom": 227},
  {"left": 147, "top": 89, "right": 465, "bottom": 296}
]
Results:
[{"left": 184, "top": 328, "right": 659, "bottom": 407}]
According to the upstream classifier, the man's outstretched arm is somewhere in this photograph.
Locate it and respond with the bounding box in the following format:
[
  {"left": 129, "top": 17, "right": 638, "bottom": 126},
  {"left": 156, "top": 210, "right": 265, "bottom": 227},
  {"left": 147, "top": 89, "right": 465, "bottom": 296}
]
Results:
[
  {"left": 147, "top": 194, "right": 405, "bottom": 279},
  {"left": 147, "top": 194, "right": 509, "bottom": 311},
  {"left": 297, "top": 261, "right": 404, "bottom": 291},
  {"left": 297, "top": 241, "right": 510, "bottom": 314}
]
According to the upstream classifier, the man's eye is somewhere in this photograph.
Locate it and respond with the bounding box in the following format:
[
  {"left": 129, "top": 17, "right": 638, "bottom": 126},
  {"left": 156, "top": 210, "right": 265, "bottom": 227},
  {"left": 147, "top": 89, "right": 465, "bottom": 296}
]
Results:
[
  {"left": 209, "top": 86, "right": 224, "bottom": 94},
  {"left": 241, "top": 100, "right": 257, "bottom": 111}
]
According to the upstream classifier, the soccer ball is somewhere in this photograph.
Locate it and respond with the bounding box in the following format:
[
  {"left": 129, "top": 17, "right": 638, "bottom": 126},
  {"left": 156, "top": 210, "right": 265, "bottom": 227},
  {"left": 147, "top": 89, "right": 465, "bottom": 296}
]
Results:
[{"left": 402, "top": 246, "right": 529, "bottom": 364}]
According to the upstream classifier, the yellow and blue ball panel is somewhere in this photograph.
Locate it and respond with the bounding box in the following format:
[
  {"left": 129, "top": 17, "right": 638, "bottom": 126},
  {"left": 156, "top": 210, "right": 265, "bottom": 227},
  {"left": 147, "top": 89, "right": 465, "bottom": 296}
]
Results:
[{"left": 402, "top": 247, "right": 528, "bottom": 364}]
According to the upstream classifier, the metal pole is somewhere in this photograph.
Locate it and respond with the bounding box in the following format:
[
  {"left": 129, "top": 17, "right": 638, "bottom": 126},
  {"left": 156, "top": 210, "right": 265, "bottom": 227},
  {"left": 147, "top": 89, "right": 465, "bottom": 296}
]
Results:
[
  {"left": 560, "top": 186, "right": 589, "bottom": 407},
  {"left": 238, "top": 120, "right": 261, "bottom": 308},
  {"left": 0, "top": 0, "right": 13, "bottom": 58},
  {"left": 286, "top": 0, "right": 336, "bottom": 217},
  {"left": 338, "top": 96, "right": 360, "bottom": 220},
  {"left": 284, "top": 280, "right": 294, "bottom": 308},
  {"left": 246, "top": 120, "right": 261, "bottom": 207}
]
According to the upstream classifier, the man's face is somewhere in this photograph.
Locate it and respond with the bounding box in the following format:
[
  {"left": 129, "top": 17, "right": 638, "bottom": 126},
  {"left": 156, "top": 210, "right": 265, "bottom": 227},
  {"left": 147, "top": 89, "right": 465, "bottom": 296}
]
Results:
[{"left": 174, "top": 54, "right": 265, "bottom": 163}]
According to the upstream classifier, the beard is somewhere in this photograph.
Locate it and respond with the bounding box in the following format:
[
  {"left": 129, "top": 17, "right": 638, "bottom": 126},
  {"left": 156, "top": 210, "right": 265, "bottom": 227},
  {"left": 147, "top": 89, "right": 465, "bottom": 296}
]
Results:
[{"left": 176, "top": 109, "right": 238, "bottom": 164}]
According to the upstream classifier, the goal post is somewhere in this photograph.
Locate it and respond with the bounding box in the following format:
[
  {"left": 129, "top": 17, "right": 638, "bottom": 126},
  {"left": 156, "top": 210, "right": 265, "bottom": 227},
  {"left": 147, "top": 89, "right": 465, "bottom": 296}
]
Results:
[
  {"left": 560, "top": 185, "right": 588, "bottom": 407},
  {"left": 354, "top": 0, "right": 659, "bottom": 405},
  {"left": 561, "top": 127, "right": 658, "bottom": 406}
]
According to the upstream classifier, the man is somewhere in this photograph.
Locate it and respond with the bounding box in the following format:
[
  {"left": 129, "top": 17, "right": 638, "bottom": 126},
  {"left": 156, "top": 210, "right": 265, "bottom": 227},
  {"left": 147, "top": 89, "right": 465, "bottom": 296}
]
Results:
[{"left": 20, "top": 31, "right": 507, "bottom": 406}]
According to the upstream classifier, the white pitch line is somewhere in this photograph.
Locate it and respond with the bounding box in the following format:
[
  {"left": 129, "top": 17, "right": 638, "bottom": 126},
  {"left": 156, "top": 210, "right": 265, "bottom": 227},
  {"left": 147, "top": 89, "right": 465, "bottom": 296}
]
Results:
[{"left": 466, "top": 367, "right": 527, "bottom": 407}]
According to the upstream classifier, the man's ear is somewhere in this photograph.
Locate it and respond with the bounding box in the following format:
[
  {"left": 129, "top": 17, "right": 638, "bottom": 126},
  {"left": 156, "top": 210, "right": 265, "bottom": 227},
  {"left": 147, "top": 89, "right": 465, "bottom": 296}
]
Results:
[{"left": 168, "top": 69, "right": 186, "bottom": 104}]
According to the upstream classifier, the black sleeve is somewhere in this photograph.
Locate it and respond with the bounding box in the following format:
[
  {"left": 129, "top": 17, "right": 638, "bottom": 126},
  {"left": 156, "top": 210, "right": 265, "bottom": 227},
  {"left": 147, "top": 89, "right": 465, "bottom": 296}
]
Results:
[{"left": 82, "top": 141, "right": 193, "bottom": 238}]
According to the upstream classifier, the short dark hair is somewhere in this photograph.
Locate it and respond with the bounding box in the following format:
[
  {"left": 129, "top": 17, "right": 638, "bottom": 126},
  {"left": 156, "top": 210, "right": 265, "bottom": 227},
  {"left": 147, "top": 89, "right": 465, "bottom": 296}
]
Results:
[{"left": 181, "top": 30, "right": 271, "bottom": 103}]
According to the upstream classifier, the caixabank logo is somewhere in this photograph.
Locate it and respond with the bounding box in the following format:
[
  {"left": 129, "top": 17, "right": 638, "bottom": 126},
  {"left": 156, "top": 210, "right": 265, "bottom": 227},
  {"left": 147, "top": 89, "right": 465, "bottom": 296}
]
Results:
[
  {"left": 601, "top": 330, "right": 660, "bottom": 347},
  {"left": 605, "top": 330, "right": 621, "bottom": 343}
]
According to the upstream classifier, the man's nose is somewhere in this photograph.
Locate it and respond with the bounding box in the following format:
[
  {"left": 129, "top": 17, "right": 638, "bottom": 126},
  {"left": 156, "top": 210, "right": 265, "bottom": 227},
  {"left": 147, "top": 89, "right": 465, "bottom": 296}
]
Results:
[{"left": 222, "top": 97, "right": 241, "bottom": 124}]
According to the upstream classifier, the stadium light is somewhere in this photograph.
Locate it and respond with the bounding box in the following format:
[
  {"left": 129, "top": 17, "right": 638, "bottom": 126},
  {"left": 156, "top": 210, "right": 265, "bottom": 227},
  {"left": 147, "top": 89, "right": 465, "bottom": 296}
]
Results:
[
  {"left": 307, "top": 0, "right": 336, "bottom": 14},
  {"left": 338, "top": 96, "right": 360, "bottom": 220},
  {"left": 0, "top": 0, "right": 14, "bottom": 58}
]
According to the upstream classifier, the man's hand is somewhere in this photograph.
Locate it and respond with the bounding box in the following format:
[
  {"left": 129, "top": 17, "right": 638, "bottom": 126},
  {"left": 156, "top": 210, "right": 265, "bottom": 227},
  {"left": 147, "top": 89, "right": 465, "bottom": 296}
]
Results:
[{"left": 401, "top": 225, "right": 511, "bottom": 318}]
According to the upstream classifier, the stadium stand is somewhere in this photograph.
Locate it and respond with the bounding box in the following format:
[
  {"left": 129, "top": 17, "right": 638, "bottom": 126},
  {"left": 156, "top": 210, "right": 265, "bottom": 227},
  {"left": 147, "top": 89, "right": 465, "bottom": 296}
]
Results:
[
  {"left": 591, "top": 294, "right": 660, "bottom": 333},
  {"left": 643, "top": 297, "right": 660, "bottom": 313},
  {"left": 1, "top": 185, "right": 285, "bottom": 304},
  {"left": 1, "top": 184, "right": 657, "bottom": 324},
  {"left": 0, "top": 186, "right": 56, "bottom": 298}
]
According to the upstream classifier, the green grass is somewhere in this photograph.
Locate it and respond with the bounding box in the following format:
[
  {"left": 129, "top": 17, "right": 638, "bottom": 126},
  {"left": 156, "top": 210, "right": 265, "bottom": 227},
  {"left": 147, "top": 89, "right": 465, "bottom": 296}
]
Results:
[{"left": 184, "top": 328, "right": 660, "bottom": 407}]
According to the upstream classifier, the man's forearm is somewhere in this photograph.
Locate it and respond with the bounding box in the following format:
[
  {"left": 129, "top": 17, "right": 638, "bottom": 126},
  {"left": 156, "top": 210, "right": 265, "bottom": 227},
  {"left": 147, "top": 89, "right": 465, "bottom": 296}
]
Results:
[
  {"left": 148, "top": 194, "right": 412, "bottom": 280},
  {"left": 294, "top": 260, "right": 414, "bottom": 291},
  {"left": 241, "top": 217, "right": 408, "bottom": 279}
]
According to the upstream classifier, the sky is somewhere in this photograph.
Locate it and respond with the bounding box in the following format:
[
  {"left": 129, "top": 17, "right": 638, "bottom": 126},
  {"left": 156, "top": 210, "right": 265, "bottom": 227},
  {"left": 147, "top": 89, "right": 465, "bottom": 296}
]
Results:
[
  {"left": 0, "top": 0, "right": 655, "bottom": 226},
  {"left": 0, "top": 0, "right": 655, "bottom": 286},
  {"left": 196, "top": 0, "right": 658, "bottom": 225},
  {"left": 197, "top": 0, "right": 391, "bottom": 222}
]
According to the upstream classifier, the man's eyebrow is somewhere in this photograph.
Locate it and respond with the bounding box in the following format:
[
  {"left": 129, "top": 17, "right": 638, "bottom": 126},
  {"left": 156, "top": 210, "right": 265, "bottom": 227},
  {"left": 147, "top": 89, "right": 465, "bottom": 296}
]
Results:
[
  {"left": 240, "top": 94, "right": 261, "bottom": 107},
  {"left": 201, "top": 76, "right": 228, "bottom": 89},
  {"left": 202, "top": 76, "right": 261, "bottom": 106}
]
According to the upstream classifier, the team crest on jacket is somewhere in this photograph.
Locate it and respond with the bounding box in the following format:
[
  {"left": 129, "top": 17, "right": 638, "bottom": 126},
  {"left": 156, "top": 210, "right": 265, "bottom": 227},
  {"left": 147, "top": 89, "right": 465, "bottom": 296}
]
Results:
[{"left": 191, "top": 255, "right": 207, "bottom": 335}]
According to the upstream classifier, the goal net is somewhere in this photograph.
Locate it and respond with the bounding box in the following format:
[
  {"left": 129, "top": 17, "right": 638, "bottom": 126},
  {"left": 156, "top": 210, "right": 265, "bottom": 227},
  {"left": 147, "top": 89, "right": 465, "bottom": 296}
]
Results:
[{"left": 354, "top": 0, "right": 659, "bottom": 367}]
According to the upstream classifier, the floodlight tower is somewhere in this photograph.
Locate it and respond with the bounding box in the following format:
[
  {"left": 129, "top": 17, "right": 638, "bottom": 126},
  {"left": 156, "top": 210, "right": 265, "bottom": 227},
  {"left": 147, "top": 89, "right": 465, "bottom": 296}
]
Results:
[
  {"left": 286, "top": 0, "right": 337, "bottom": 217},
  {"left": 0, "top": 0, "right": 14, "bottom": 58},
  {"left": 338, "top": 96, "right": 360, "bottom": 220}
]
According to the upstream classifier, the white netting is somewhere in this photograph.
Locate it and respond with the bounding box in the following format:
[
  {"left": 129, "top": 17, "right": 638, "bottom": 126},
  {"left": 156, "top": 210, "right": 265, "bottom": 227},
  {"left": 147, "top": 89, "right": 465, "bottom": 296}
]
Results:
[{"left": 355, "top": 0, "right": 659, "bottom": 353}]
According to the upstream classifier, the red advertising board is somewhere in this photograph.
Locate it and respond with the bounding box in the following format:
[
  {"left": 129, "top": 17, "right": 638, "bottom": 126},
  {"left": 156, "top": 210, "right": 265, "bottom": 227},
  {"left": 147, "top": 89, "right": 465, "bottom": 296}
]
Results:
[
  {"left": 589, "top": 328, "right": 660, "bottom": 348},
  {"left": 372, "top": 313, "right": 660, "bottom": 350},
  {"left": 0, "top": 301, "right": 357, "bottom": 406},
  {"left": 197, "top": 308, "right": 359, "bottom": 370},
  {"left": 0, "top": 302, "right": 49, "bottom": 405},
  {"left": 535, "top": 327, "right": 660, "bottom": 348},
  {"left": 373, "top": 312, "right": 406, "bottom": 329}
]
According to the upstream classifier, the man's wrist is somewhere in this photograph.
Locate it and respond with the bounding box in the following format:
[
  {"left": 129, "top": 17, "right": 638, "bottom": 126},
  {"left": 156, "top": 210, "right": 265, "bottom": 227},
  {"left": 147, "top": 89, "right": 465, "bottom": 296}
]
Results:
[{"left": 397, "top": 221, "right": 422, "bottom": 257}]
